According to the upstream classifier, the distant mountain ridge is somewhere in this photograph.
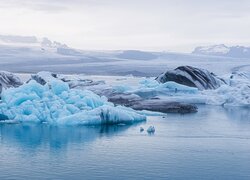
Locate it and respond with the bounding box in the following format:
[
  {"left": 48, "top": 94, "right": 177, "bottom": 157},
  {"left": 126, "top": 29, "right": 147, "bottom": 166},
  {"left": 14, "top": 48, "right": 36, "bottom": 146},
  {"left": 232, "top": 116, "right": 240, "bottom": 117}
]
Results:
[
  {"left": 193, "top": 44, "right": 250, "bottom": 58},
  {"left": 0, "top": 35, "right": 84, "bottom": 56},
  {"left": 0, "top": 34, "right": 249, "bottom": 76}
]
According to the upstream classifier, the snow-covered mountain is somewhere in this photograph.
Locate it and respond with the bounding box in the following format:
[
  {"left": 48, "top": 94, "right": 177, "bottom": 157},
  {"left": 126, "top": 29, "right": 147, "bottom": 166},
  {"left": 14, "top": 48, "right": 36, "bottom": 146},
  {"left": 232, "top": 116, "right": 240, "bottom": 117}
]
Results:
[
  {"left": 0, "top": 35, "right": 75, "bottom": 53},
  {"left": 193, "top": 44, "right": 250, "bottom": 58}
]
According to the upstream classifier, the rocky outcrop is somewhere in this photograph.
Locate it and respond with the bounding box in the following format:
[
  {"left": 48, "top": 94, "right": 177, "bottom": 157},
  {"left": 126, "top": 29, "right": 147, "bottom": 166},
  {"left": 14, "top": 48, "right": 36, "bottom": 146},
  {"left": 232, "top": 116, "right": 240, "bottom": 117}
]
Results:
[
  {"left": 0, "top": 71, "right": 23, "bottom": 93},
  {"left": 156, "top": 66, "right": 226, "bottom": 90}
]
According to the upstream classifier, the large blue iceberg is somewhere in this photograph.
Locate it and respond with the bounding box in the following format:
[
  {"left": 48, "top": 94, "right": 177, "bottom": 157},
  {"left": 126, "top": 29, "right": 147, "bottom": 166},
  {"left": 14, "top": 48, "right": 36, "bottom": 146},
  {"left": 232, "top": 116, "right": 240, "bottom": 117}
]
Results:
[{"left": 0, "top": 80, "right": 146, "bottom": 125}]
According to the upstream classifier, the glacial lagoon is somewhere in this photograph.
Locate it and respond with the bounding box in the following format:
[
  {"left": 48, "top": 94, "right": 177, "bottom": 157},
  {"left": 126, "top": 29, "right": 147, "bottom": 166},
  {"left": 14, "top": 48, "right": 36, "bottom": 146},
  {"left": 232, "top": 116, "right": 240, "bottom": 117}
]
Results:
[{"left": 0, "top": 105, "right": 250, "bottom": 180}]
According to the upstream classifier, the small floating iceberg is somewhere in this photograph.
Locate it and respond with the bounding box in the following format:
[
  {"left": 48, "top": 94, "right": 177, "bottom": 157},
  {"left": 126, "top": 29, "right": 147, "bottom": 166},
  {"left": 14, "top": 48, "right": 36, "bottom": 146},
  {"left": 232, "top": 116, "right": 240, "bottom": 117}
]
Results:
[
  {"left": 147, "top": 126, "right": 155, "bottom": 134},
  {"left": 0, "top": 80, "right": 146, "bottom": 125}
]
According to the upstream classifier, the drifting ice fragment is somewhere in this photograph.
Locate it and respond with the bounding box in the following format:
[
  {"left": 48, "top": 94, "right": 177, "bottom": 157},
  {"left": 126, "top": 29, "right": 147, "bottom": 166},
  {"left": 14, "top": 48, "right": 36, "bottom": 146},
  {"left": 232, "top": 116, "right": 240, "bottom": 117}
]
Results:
[{"left": 147, "top": 126, "right": 155, "bottom": 134}]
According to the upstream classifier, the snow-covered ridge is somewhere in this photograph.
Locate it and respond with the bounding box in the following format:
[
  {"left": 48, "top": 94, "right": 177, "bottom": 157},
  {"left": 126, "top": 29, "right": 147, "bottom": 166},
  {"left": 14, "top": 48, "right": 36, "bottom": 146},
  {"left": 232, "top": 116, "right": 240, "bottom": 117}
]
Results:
[
  {"left": 193, "top": 44, "right": 230, "bottom": 55},
  {"left": 193, "top": 44, "right": 250, "bottom": 58}
]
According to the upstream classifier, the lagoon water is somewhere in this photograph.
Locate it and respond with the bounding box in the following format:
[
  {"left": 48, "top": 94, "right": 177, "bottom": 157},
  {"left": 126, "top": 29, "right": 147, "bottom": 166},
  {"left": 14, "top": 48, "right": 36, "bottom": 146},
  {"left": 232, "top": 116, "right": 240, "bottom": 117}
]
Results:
[{"left": 0, "top": 105, "right": 250, "bottom": 180}]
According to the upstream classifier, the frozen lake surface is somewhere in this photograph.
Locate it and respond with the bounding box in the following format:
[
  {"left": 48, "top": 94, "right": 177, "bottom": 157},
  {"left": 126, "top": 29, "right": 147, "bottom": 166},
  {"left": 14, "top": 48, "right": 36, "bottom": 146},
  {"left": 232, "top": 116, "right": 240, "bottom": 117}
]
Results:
[{"left": 0, "top": 105, "right": 250, "bottom": 180}]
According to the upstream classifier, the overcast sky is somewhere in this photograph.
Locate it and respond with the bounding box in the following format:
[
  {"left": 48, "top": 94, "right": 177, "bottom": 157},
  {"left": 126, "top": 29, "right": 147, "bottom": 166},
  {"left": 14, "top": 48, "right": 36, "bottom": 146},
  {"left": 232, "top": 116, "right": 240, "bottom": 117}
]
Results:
[{"left": 0, "top": 0, "right": 250, "bottom": 52}]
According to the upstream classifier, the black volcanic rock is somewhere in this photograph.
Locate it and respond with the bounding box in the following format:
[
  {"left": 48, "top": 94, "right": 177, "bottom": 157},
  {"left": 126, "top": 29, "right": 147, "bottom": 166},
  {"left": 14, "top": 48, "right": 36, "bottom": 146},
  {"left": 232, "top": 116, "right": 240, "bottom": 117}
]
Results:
[{"left": 156, "top": 66, "right": 226, "bottom": 90}]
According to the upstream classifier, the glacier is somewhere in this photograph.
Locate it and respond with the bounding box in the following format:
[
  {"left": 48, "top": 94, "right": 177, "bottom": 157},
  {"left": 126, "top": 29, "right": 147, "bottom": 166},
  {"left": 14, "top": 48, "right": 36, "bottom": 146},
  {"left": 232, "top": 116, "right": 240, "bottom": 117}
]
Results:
[{"left": 0, "top": 79, "right": 146, "bottom": 125}]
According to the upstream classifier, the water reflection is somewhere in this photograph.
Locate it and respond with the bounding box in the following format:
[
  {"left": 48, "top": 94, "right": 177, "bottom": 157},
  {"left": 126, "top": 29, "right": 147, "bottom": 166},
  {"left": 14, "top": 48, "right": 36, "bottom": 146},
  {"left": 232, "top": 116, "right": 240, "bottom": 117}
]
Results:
[
  {"left": 195, "top": 105, "right": 250, "bottom": 122},
  {"left": 0, "top": 123, "right": 141, "bottom": 151},
  {"left": 0, "top": 106, "right": 249, "bottom": 153},
  {"left": 0, "top": 107, "right": 250, "bottom": 180},
  {"left": 224, "top": 106, "right": 250, "bottom": 122}
]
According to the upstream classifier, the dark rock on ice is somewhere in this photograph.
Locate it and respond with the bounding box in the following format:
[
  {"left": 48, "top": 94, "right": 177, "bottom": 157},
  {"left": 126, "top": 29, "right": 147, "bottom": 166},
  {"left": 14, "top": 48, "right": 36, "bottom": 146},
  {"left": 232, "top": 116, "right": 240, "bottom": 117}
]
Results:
[
  {"left": 0, "top": 71, "right": 23, "bottom": 93},
  {"left": 156, "top": 66, "right": 226, "bottom": 90},
  {"left": 30, "top": 72, "right": 58, "bottom": 85}
]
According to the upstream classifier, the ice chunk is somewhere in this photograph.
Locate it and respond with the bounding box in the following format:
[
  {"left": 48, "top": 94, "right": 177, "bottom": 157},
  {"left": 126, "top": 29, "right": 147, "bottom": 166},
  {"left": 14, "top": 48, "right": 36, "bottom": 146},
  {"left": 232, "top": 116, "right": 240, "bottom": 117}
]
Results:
[
  {"left": 147, "top": 126, "right": 155, "bottom": 134},
  {"left": 30, "top": 71, "right": 58, "bottom": 85},
  {"left": 158, "top": 81, "right": 198, "bottom": 93},
  {"left": 156, "top": 66, "right": 226, "bottom": 90},
  {"left": 112, "top": 85, "right": 133, "bottom": 93},
  {"left": 133, "top": 79, "right": 198, "bottom": 98},
  {"left": 0, "top": 80, "right": 146, "bottom": 125},
  {"left": 50, "top": 79, "right": 69, "bottom": 95},
  {"left": 0, "top": 71, "right": 23, "bottom": 93},
  {"left": 57, "top": 105, "right": 146, "bottom": 125},
  {"left": 30, "top": 71, "right": 105, "bottom": 88},
  {"left": 205, "top": 84, "right": 250, "bottom": 107},
  {"left": 139, "top": 79, "right": 159, "bottom": 88}
]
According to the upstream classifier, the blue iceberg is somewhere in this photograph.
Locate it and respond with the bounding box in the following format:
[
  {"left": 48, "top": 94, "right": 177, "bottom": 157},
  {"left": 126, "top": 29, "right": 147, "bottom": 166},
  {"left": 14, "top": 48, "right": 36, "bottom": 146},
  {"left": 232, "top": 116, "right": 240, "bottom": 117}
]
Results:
[{"left": 0, "top": 80, "right": 146, "bottom": 125}]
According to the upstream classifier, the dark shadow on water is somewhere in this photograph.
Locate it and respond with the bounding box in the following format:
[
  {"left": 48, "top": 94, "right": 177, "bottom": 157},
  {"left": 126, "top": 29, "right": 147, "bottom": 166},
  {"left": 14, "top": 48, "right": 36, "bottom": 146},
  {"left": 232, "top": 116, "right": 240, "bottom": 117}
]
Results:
[{"left": 0, "top": 123, "right": 143, "bottom": 152}]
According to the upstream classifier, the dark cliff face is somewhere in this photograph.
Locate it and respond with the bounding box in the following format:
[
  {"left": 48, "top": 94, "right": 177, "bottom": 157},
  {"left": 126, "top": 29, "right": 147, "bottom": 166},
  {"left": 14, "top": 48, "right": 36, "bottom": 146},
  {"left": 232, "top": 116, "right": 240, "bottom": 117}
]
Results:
[{"left": 156, "top": 66, "right": 226, "bottom": 90}]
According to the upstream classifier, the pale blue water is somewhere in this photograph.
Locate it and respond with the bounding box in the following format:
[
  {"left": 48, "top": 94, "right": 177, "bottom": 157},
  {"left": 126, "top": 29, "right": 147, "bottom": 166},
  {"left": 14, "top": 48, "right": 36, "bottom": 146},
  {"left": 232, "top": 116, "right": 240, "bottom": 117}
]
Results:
[{"left": 0, "top": 106, "right": 250, "bottom": 180}]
